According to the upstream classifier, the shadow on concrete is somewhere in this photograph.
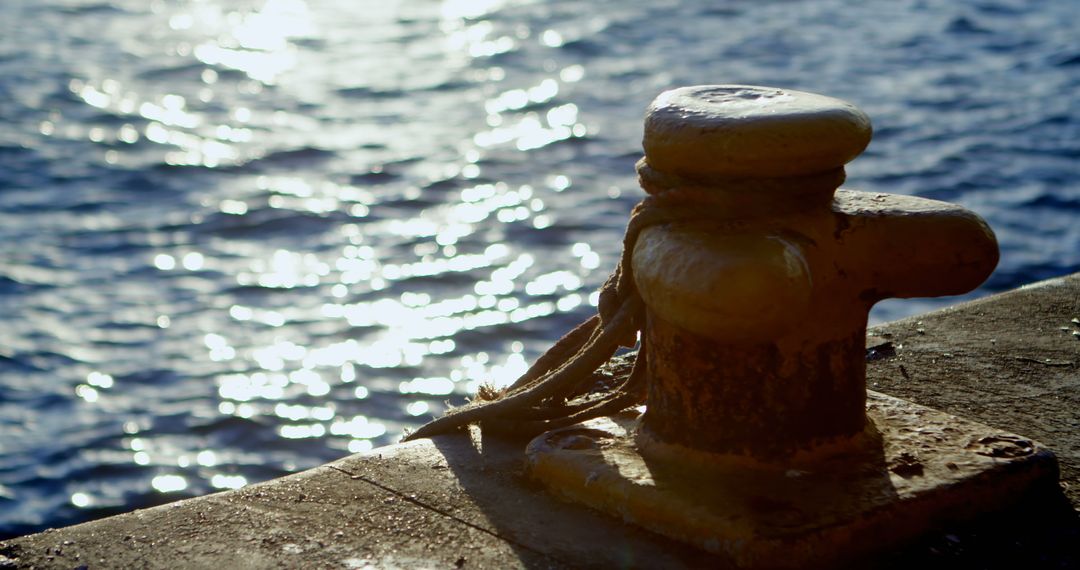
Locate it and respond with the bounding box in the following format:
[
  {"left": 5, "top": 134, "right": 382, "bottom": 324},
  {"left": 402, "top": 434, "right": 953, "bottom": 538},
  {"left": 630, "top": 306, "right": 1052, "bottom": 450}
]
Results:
[
  {"left": 430, "top": 431, "right": 563, "bottom": 569},
  {"left": 432, "top": 396, "right": 1078, "bottom": 569},
  {"left": 865, "top": 481, "right": 1080, "bottom": 569},
  {"left": 431, "top": 428, "right": 728, "bottom": 569}
]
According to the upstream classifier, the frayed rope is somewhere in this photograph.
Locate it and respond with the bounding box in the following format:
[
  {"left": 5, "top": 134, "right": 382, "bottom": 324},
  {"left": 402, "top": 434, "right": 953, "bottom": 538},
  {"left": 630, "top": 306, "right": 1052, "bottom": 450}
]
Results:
[{"left": 403, "top": 162, "right": 844, "bottom": 441}]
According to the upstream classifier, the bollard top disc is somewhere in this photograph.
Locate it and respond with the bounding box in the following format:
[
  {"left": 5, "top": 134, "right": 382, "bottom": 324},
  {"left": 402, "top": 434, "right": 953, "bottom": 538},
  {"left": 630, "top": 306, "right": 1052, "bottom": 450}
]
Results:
[{"left": 643, "top": 85, "right": 872, "bottom": 179}]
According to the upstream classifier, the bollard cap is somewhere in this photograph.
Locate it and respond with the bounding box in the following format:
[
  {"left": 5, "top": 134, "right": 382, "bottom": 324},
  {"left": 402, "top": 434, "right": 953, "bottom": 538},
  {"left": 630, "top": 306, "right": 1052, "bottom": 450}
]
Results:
[{"left": 643, "top": 85, "right": 872, "bottom": 179}]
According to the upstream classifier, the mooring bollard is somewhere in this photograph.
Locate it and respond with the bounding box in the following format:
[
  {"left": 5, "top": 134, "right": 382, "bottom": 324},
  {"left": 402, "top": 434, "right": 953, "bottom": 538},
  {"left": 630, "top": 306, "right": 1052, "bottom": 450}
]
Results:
[
  {"left": 632, "top": 85, "right": 997, "bottom": 463},
  {"left": 526, "top": 85, "right": 1058, "bottom": 567}
]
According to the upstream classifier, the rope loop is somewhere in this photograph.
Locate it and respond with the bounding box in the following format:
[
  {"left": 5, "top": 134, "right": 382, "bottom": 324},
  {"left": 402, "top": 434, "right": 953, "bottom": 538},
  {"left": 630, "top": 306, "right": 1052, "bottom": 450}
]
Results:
[{"left": 404, "top": 165, "right": 845, "bottom": 441}]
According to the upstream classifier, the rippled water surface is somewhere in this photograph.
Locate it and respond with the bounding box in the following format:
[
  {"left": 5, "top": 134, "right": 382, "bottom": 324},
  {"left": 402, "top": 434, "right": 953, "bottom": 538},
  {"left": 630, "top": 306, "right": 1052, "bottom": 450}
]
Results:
[{"left": 1, "top": 0, "right": 1077, "bottom": 537}]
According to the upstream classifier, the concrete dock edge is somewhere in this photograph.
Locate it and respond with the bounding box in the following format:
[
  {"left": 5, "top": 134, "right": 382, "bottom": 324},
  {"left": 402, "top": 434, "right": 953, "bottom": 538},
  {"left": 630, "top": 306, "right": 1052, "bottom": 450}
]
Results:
[{"left": 3, "top": 273, "right": 1079, "bottom": 569}]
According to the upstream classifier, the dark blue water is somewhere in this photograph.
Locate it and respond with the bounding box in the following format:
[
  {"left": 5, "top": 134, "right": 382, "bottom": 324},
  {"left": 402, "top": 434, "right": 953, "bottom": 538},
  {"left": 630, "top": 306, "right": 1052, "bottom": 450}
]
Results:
[{"left": 1, "top": 0, "right": 1077, "bottom": 539}]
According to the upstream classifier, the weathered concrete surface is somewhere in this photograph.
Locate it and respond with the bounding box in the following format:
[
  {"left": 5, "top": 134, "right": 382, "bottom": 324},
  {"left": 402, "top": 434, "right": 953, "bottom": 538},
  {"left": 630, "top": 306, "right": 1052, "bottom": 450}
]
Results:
[
  {"left": 525, "top": 392, "right": 1058, "bottom": 568},
  {"left": 3, "top": 273, "right": 1079, "bottom": 569},
  {"left": 0, "top": 431, "right": 726, "bottom": 569},
  {"left": 867, "top": 274, "right": 1080, "bottom": 510}
]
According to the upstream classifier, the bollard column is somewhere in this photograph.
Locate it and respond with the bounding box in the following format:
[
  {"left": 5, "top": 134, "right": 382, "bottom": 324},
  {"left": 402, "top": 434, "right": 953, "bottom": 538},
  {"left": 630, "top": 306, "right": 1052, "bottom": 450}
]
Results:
[
  {"left": 631, "top": 85, "right": 997, "bottom": 463},
  {"left": 525, "top": 85, "right": 1058, "bottom": 568}
]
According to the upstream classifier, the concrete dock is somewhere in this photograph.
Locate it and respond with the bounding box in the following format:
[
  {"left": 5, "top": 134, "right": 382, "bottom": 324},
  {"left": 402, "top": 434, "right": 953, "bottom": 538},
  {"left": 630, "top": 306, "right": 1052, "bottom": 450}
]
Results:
[{"left": 2, "top": 273, "right": 1078, "bottom": 569}]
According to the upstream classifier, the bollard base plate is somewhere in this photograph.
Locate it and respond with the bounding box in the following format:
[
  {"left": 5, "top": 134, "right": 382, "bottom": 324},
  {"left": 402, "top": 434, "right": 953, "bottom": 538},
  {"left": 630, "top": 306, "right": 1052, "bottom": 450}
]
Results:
[{"left": 525, "top": 391, "right": 1058, "bottom": 568}]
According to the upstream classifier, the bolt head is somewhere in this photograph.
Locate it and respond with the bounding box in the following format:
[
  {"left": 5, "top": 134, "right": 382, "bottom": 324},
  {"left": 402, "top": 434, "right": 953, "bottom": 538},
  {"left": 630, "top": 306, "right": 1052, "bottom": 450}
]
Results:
[{"left": 643, "top": 85, "right": 872, "bottom": 179}]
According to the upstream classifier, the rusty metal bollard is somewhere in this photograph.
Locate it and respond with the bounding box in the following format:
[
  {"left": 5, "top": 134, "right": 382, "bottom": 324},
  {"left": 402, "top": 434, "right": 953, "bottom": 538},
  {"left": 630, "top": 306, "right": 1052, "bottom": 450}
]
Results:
[
  {"left": 633, "top": 85, "right": 996, "bottom": 463},
  {"left": 526, "top": 86, "right": 1057, "bottom": 567}
]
